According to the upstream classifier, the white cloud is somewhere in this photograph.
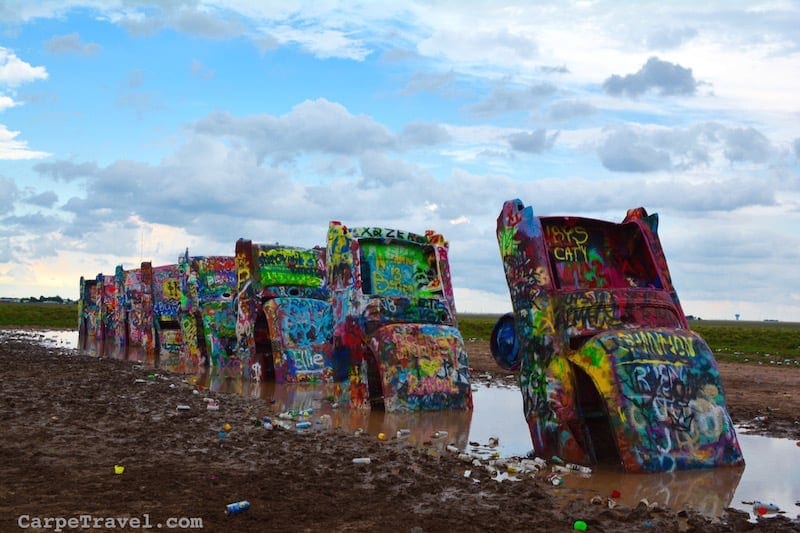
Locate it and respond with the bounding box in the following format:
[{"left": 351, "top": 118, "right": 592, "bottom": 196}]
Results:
[
  {"left": 0, "top": 95, "right": 18, "bottom": 111},
  {"left": 0, "top": 125, "right": 50, "bottom": 160},
  {"left": 0, "top": 47, "right": 47, "bottom": 87}
]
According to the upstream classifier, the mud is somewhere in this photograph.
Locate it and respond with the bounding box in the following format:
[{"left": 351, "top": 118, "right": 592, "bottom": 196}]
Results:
[{"left": 1, "top": 331, "right": 798, "bottom": 532}]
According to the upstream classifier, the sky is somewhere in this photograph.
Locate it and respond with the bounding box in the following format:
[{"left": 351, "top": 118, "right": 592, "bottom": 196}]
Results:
[{"left": 0, "top": 1, "right": 798, "bottom": 322}]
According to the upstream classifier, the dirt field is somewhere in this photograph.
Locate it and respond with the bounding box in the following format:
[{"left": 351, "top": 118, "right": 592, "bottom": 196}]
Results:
[{"left": 1, "top": 330, "right": 799, "bottom": 532}]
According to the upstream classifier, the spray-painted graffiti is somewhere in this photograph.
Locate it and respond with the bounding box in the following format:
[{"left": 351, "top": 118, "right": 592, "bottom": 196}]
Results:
[
  {"left": 181, "top": 254, "right": 237, "bottom": 368},
  {"left": 492, "top": 199, "right": 743, "bottom": 473},
  {"left": 264, "top": 297, "right": 333, "bottom": 383},
  {"left": 372, "top": 323, "right": 470, "bottom": 411},
  {"left": 78, "top": 224, "right": 472, "bottom": 415},
  {"left": 327, "top": 222, "right": 472, "bottom": 412},
  {"left": 234, "top": 239, "right": 332, "bottom": 383},
  {"left": 257, "top": 247, "right": 323, "bottom": 288},
  {"left": 148, "top": 263, "right": 192, "bottom": 371},
  {"left": 78, "top": 277, "right": 102, "bottom": 352}
]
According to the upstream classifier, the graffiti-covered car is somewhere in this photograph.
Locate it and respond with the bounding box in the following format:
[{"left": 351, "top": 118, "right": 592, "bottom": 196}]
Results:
[
  {"left": 327, "top": 222, "right": 472, "bottom": 412},
  {"left": 147, "top": 263, "right": 196, "bottom": 371},
  {"left": 78, "top": 275, "right": 102, "bottom": 353},
  {"left": 235, "top": 239, "right": 333, "bottom": 383},
  {"left": 492, "top": 199, "right": 743, "bottom": 472},
  {"left": 180, "top": 253, "right": 238, "bottom": 369},
  {"left": 118, "top": 264, "right": 154, "bottom": 363}
]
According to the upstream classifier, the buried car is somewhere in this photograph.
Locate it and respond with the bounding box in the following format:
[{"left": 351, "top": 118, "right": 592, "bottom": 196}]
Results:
[
  {"left": 235, "top": 239, "right": 333, "bottom": 383},
  {"left": 327, "top": 222, "right": 472, "bottom": 412},
  {"left": 491, "top": 199, "right": 743, "bottom": 473}
]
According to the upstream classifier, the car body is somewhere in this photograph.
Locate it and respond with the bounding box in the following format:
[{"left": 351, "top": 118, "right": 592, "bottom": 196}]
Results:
[
  {"left": 234, "top": 239, "right": 333, "bottom": 383},
  {"left": 492, "top": 199, "right": 743, "bottom": 473},
  {"left": 327, "top": 222, "right": 472, "bottom": 412}
]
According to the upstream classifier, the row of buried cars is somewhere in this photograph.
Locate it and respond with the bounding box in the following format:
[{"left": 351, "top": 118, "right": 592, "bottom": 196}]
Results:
[
  {"left": 79, "top": 220, "right": 471, "bottom": 413},
  {"left": 78, "top": 201, "right": 745, "bottom": 473}
]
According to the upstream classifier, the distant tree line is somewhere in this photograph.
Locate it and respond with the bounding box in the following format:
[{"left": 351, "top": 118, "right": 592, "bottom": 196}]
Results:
[{"left": 0, "top": 296, "right": 76, "bottom": 304}]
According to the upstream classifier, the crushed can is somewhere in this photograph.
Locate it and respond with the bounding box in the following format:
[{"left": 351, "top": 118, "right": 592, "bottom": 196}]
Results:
[
  {"left": 545, "top": 473, "right": 564, "bottom": 486},
  {"left": 226, "top": 500, "right": 250, "bottom": 515}
]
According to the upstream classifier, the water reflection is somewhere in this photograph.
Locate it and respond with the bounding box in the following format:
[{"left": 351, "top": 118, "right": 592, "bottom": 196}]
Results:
[
  {"left": 190, "top": 369, "right": 474, "bottom": 452},
  {"left": 17, "top": 329, "right": 800, "bottom": 522},
  {"left": 562, "top": 463, "right": 744, "bottom": 517}
]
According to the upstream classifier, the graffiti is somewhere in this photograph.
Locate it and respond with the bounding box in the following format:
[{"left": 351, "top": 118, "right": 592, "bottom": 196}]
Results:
[
  {"left": 359, "top": 241, "right": 440, "bottom": 298},
  {"left": 610, "top": 330, "right": 697, "bottom": 361},
  {"left": 265, "top": 297, "right": 333, "bottom": 383},
  {"left": 257, "top": 247, "right": 322, "bottom": 287},
  {"left": 351, "top": 226, "right": 427, "bottom": 244},
  {"left": 78, "top": 223, "right": 471, "bottom": 413},
  {"left": 327, "top": 222, "right": 472, "bottom": 411},
  {"left": 235, "top": 239, "right": 332, "bottom": 383},
  {"left": 329, "top": 221, "right": 471, "bottom": 413},
  {"left": 492, "top": 198, "right": 743, "bottom": 473}
]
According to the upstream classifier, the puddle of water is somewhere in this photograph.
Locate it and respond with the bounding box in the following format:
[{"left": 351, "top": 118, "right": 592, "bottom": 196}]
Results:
[
  {"left": 200, "top": 375, "right": 800, "bottom": 521},
  {"left": 17, "top": 329, "right": 800, "bottom": 522},
  {"left": 2, "top": 329, "right": 78, "bottom": 349}
]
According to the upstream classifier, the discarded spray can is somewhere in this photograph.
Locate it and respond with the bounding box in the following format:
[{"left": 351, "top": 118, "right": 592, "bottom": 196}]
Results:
[
  {"left": 225, "top": 501, "right": 250, "bottom": 515},
  {"left": 752, "top": 501, "right": 780, "bottom": 514},
  {"left": 433, "top": 430, "right": 448, "bottom": 438},
  {"left": 545, "top": 473, "right": 564, "bottom": 486},
  {"left": 352, "top": 457, "right": 371, "bottom": 465},
  {"left": 446, "top": 445, "right": 460, "bottom": 454},
  {"left": 565, "top": 463, "right": 592, "bottom": 474}
]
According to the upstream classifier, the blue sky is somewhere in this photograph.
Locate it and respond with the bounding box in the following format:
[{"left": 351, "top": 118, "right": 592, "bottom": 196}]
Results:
[{"left": 1, "top": 1, "right": 798, "bottom": 321}]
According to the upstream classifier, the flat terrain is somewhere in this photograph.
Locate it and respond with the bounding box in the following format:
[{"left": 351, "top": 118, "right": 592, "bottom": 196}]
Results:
[
  {"left": 1, "top": 331, "right": 799, "bottom": 532},
  {"left": 465, "top": 339, "right": 800, "bottom": 441}
]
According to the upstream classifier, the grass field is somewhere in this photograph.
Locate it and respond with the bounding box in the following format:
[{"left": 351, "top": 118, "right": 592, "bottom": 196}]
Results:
[
  {"left": 0, "top": 302, "right": 78, "bottom": 329},
  {"left": 2, "top": 303, "right": 798, "bottom": 365},
  {"left": 457, "top": 313, "right": 800, "bottom": 365}
]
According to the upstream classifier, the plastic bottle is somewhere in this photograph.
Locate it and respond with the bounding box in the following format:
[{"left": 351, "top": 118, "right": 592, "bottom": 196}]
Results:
[
  {"left": 225, "top": 501, "right": 250, "bottom": 515},
  {"left": 296, "top": 421, "right": 311, "bottom": 429},
  {"left": 352, "top": 457, "right": 371, "bottom": 464}
]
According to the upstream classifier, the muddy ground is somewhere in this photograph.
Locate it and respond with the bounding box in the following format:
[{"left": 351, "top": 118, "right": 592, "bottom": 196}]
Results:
[{"left": 1, "top": 330, "right": 799, "bottom": 532}]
